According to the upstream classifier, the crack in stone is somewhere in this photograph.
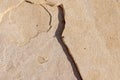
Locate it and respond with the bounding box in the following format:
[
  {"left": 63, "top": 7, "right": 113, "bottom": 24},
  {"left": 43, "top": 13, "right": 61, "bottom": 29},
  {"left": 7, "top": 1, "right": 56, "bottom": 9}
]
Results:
[
  {"left": 25, "top": 0, "right": 34, "bottom": 4},
  {"left": 0, "top": 0, "right": 52, "bottom": 32},
  {"left": 55, "top": 4, "right": 83, "bottom": 80},
  {"left": 0, "top": 0, "right": 53, "bottom": 46},
  {"left": 39, "top": 4, "right": 52, "bottom": 32},
  {"left": 24, "top": 0, "right": 52, "bottom": 32},
  {"left": 0, "top": 1, "right": 83, "bottom": 79},
  {"left": 16, "top": 2, "right": 53, "bottom": 46}
]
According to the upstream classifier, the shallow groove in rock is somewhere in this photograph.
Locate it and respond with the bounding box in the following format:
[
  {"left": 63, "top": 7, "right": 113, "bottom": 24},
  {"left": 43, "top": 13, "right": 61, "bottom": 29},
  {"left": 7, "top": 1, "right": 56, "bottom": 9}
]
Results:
[
  {"left": 25, "top": 0, "right": 52, "bottom": 32},
  {"left": 39, "top": 4, "right": 52, "bottom": 32},
  {"left": 55, "top": 4, "right": 83, "bottom": 80},
  {"left": 25, "top": 0, "right": 34, "bottom": 4}
]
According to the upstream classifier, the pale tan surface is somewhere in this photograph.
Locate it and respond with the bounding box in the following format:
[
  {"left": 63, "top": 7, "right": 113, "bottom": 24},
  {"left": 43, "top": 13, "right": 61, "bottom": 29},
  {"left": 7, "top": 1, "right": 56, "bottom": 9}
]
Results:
[
  {"left": 0, "top": 0, "right": 120, "bottom": 80},
  {"left": 63, "top": 0, "right": 120, "bottom": 80},
  {"left": 0, "top": 0, "right": 76, "bottom": 80}
]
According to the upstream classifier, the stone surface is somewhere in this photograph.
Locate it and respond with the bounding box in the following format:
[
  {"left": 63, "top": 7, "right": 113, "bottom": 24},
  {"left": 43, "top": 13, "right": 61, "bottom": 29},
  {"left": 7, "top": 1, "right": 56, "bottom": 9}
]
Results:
[
  {"left": 63, "top": 0, "right": 120, "bottom": 80},
  {"left": 0, "top": 0, "right": 76, "bottom": 80},
  {"left": 0, "top": 0, "right": 120, "bottom": 80}
]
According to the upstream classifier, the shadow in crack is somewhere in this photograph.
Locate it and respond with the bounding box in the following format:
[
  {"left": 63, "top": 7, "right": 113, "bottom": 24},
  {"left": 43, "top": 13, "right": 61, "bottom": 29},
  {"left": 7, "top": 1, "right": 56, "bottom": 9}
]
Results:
[{"left": 55, "top": 5, "right": 83, "bottom": 80}]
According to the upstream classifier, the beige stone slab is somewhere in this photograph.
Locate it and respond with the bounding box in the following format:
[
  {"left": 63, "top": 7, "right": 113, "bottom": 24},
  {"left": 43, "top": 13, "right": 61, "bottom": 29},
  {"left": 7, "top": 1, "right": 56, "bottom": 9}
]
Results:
[
  {"left": 0, "top": 0, "right": 76, "bottom": 80},
  {"left": 1, "top": 0, "right": 120, "bottom": 80},
  {"left": 63, "top": 0, "right": 120, "bottom": 80}
]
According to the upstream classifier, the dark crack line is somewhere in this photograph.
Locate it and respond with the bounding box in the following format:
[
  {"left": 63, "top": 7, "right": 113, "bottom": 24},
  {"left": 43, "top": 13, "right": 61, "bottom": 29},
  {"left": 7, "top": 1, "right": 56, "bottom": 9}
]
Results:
[
  {"left": 55, "top": 4, "right": 83, "bottom": 80},
  {"left": 25, "top": 0, "right": 34, "bottom": 4},
  {"left": 23, "top": 1, "right": 83, "bottom": 79},
  {"left": 40, "top": 4, "right": 52, "bottom": 32}
]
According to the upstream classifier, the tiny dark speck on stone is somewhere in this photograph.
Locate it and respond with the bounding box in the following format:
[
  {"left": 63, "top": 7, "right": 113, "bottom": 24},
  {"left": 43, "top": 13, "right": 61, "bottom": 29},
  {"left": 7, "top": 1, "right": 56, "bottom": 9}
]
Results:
[
  {"left": 84, "top": 48, "right": 86, "bottom": 50},
  {"left": 36, "top": 25, "right": 38, "bottom": 27}
]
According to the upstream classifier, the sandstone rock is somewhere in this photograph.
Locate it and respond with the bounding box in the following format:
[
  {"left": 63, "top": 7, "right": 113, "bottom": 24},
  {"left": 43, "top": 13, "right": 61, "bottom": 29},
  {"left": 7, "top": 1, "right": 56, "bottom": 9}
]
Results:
[
  {"left": 63, "top": 0, "right": 120, "bottom": 80},
  {"left": 0, "top": 0, "right": 76, "bottom": 80},
  {"left": 0, "top": 0, "right": 120, "bottom": 80}
]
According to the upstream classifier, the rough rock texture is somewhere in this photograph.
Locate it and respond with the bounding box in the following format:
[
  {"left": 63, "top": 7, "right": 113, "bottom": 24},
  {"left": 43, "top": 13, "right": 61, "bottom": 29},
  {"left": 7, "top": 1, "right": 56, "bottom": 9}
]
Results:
[{"left": 0, "top": 0, "right": 120, "bottom": 80}]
